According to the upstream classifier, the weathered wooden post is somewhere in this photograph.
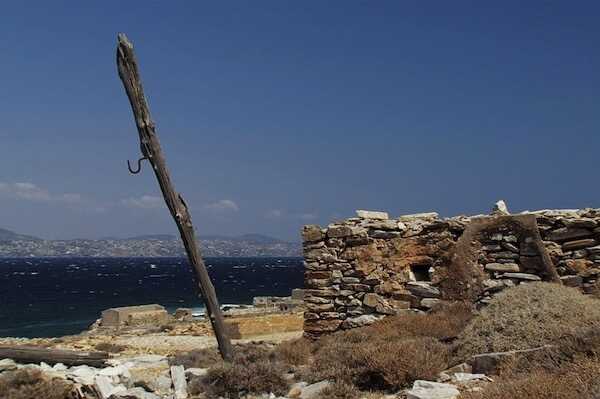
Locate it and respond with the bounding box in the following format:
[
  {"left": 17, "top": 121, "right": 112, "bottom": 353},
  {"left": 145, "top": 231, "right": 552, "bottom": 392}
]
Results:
[{"left": 116, "top": 33, "right": 233, "bottom": 361}]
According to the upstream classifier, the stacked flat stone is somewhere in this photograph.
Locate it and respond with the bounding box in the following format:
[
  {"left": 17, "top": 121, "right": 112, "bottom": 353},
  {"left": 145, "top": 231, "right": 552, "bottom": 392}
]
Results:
[{"left": 302, "top": 207, "right": 600, "bottom": 337}]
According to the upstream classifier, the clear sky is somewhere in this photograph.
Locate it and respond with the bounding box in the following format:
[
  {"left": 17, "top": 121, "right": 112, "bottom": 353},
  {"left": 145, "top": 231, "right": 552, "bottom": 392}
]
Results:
[{"left": 1, "top": 2, "right": 598, "bottom": 241}]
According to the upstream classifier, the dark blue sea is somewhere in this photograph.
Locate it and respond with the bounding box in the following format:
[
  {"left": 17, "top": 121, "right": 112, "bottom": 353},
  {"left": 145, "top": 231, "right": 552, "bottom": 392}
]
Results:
[{"left": 0, "top": 257, "right": 303, "bottom": 338}]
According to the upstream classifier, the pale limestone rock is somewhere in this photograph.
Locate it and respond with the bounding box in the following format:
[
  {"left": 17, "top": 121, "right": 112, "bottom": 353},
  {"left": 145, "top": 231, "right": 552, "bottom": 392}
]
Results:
[
  {"left": 405, "top": 380, "right": 460, "bottom": 399},
  {"left": 300, "top": 380, "right": 331, "bottom": 399},
  {"left": 356, "top": 210, "right": 389, "bottom": 220},
  {"left": 170, "top": 365, "right": 188, "bottom": 399}
]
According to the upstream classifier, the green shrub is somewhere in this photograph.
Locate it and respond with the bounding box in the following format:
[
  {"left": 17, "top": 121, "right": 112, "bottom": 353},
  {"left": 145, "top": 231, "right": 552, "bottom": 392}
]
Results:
[{"left": 455, "top": 282, "right": 600, "bottom": 360}]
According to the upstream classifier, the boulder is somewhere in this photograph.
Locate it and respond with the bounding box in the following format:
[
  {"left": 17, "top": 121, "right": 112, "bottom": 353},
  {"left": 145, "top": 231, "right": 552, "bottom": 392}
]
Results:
[
  {"left": 0, "top": 358, "right": 17, "bottom": 372},
  {"left": 405, "top": 380, "right": 460, "bottom": 399},
  {"left": 95, "top": 375, "right": 127, "bottom": 399},
  {"left": 406, "top": 282, "right": 440, "bottom": 298}
]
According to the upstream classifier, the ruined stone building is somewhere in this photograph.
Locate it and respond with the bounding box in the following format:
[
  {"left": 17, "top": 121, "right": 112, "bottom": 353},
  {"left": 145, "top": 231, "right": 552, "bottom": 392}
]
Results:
[{"left": 301, "top": 205, "right": 600, "bottom": 337}]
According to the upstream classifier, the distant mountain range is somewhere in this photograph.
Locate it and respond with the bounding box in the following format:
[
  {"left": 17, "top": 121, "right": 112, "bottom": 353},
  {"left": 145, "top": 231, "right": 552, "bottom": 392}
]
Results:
[{"left": 0, "top": 228, "right": 300, "bottom": 258}]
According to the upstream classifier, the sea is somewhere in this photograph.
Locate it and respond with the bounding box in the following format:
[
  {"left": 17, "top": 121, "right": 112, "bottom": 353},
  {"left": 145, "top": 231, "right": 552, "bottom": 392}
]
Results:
[{"left": 0, "top": 257, "right": 304, "bottom": 338}]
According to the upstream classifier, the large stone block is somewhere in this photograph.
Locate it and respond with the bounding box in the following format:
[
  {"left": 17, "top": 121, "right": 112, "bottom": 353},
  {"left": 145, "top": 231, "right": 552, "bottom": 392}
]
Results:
[
  {"left": 356, "top": 210, "right": 389, "bottom": 220},
  {"left": 302, "top": 225, "right": 324, "bottom": 242},
  {"left": 101, "top": 304, "right": 167, "bottom": 327}
]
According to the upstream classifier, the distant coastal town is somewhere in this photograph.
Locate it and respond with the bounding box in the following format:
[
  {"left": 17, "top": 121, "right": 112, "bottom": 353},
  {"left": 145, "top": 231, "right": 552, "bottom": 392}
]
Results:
[{"left": 0, "top": 228, "right": 301, "bottom": 257}]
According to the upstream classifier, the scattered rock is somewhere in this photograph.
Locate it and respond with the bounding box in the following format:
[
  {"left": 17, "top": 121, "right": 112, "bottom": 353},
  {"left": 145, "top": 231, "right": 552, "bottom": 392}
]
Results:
[
  {"left": 405, "top": 380, "right": 460, "bottom": 399},
  {"left": 0, "top": 358, "right": 17, "bottom": 372},
  {"left": 406, "top": 282, "right": 440, "bottom": 298},
  {"left": 299, "top": 380, "right": 331, "bottom": 399},
  {"left": 499, "top": 273, "right": 542, "bottom": 281},
  {"left": 341, "top": 315, "right": 380, "bottom": 329},
  {"left": 469, "top": 346, "right": 553, "bottom": 374},
  {"left": 484, "top": 263, "right": 520, "bottom": 273}
]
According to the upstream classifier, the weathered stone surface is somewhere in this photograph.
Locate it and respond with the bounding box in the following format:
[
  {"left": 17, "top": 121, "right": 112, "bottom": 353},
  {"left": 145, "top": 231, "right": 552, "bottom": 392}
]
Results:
[
  {"left": 406, "top": 282, "right": 440, "bottom": 298},
  {"left": 562, "top": 239, "right": 597, "bottom": 251},
  {"left": 519, "top": 256, "right": 544, "bottom": 271},
  {"left": 469, "top": 346, "right": 552, "bottom": 374},
  {"left": 95, "top": 375, "right": 126, "bottom": 399},
  {"left": 369, "top": 230, "right": 402, "bottom": 239},
  {"left": 399, "top": 212, "right": 439, "bottom": 221},
  {"left": 304, "top": 296, "right": 332, "bottom": 304},
  {"left": 420, "top": 298, "right": 441, "bottom": 309},
  {"left": 564, "top": 259, "right": 594, "bottom": 274},
  {"left": 356, "top": 210, "right": 389, "bottom": 220},
  {"left": 306, "top": 302, "right": 335, "bottom": 312},
  {"left": 327, "top": 225, "right": 365, "bottom": 239},
  {"left": 488, "top": 251, "right": 519, "bottom": 260},
  {"left": 500, "top": 273, "right": 542, "bottom": 281},
  {"left": 500, "top": 242, "right": 519, "bottom": 253},
  {"left": 300, "top": 380, "right": 331, "bottom": 399},
  {"left": 170, "top": 365, "right": 188, "bottom": 399},
  {"left": 405, "top": 380, "right": 460, "bottom": 399},
  {"left": 304, "top": 319, "right": 342, "bottom": 333},
  {"left": 341, "top": 314, "right": 381, "bottom": 329},
  {"left": 302, "top": 225, "right": 324, "bottom": 242},
  {"left": 563, "top": 218, "right": 597, "bottom": 229},
  {"left": 0, "top": 358, "right": 17, "bottom": 372},
  {"left": 547, "top": 227, "right": 593, "bottom": 242},
  {"left": 560, "top": 275, "right": 583, "bottom": 287},
  {"left": 484, "top": 263, "right": 520, "bottom": 273},
  {"left": 491, "top": 200, "right": 509, "bottom": 215}
]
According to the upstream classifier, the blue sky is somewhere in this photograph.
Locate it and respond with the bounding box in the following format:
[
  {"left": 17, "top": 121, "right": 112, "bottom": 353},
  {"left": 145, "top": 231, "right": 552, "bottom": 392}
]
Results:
[{"left": 1, "top": 2, "right": 599, "bottom": 241}]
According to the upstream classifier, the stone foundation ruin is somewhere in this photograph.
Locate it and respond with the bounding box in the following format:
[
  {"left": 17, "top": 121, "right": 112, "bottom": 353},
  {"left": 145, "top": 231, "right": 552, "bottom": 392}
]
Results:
[{"left": 301, "top": 206, "right": 600, "bottom": 337}]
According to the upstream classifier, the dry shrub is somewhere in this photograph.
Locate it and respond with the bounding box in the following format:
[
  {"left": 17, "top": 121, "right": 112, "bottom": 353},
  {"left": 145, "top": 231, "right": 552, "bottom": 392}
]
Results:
[
  {"left": 304, "top": 336, "right": 449, "bottom": 391},
  {"left": 169, "top": 347, "right": 222, "bottom": 368},
  {"left": 317, "top": 381, "right": 360, "bottom": 399},
  {"left": 365, "top": 301, "right": 473, "bottom": 341},
  {"left": 275, "top": 337, "right": 313, "bottom": 366},
  {"left": 189, "top": 343, "right": 288, "bottom": 398},
  {"left": 0, "top": 369, "right": 75, "bottom": 399},
  {"left": 455, "top": 282, "right": 600, "bottom": 360},
  {"left": 462, "top": 357, "right": 600, "bottom": 399},
  {"left": 190, "top": 361, "right": 288, "bottom": 398},
  {"left": 94, "top": 342, "right": 126, "bottom": 353}
]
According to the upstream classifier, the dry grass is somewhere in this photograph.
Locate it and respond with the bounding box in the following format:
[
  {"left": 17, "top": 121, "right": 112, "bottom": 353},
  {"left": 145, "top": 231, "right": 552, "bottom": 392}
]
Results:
[
  {"left": 274, "top": 337, "right": 313, "bottom": 366},
  {"left": 317, "top": 381, "right": 361, "bottom": 399},
  {"left": 187, "top": 343, "right": 288, "bottom": 399},
  {"left": 462, "top": 357, "right": 600, "bottom": 399},
  {"left": 94, "top": 342, "right": 126, "bottom": 353},
  {"left": 169, "top": 347, "right": 222, "bottom": 368},
  {"left": 455, "top": 282, "right": 600, "bottom": 360},
  {"left": 0, "top": 369, "right": 75, "bottom": 399}
]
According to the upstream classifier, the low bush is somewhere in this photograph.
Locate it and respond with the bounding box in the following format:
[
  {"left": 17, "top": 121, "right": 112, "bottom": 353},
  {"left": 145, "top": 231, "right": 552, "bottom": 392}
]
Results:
[
  {"left": 0, "top": 369, "right": 75, "bottom": 399},
  {"left": 188, "top": 343, "right": 288, "bottom": 398},
  {"left": 455, "top": 282, "right": 600, "bottom": 360},
  {"left": 94, "top": 342, "right": 127, "bottom": 353},
  {"left": 317, "top": 381, "right": 361, "bottom": 399},
  {"left": 462, "top": 357, "right": 600, "bottom": 399},
  {"left": 274, "top": 337, "right": 313, "bottom": 366},
  {"left": 303, "top": 336, "right": 449, "bottom": 391},
  {"left": 169, "top": 347, "right": 222, "bottom": 368}
]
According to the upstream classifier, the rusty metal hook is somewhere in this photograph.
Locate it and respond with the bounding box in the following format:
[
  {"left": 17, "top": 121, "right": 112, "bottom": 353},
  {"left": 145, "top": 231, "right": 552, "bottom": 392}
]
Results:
[{"left": 127, "top": 156, "right": 148, "bottom": 174}]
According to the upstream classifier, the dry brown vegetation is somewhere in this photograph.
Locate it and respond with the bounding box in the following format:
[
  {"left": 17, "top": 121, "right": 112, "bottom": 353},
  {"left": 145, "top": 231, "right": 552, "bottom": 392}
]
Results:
[
  {"left": 94, "top": 342, "right": 127, "bottom": 353},
  {"left": 188, "top": 343, "right": 289, "bottom": 399},
  {"left": 455, "top": 282, "right": 600, "bottom": 360},
  {"left": 0, "top": 369, "right": 75, "bottom": 399},
  {"left": 462, "top": 357, "right": 600, "bottom": 399},
  {"left": 317, "top": 381, "right": 361, "bottom": 399}
]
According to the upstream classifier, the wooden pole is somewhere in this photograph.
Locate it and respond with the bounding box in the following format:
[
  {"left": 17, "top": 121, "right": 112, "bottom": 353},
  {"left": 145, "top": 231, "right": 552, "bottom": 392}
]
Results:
[{"left": 116, "top": 33, "right": 233, "bottom": 361}]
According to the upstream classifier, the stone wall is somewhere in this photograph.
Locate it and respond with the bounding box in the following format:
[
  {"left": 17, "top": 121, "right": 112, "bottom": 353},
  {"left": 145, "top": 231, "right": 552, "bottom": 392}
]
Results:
[{"left": 301, "top": 206, "right": 600, "bottom": 337}]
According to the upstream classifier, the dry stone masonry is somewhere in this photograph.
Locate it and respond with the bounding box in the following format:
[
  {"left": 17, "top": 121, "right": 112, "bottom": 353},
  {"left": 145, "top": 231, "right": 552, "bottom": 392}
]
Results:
[{"left": 301, "top": 205, "right": 600, "bottom": 337}]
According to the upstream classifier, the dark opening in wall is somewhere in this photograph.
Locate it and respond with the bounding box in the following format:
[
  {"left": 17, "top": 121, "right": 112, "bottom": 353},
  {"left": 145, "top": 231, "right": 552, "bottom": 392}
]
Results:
[{"left": 411, "top": 265, "right": 431, "bottom": 281}]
